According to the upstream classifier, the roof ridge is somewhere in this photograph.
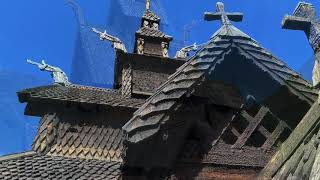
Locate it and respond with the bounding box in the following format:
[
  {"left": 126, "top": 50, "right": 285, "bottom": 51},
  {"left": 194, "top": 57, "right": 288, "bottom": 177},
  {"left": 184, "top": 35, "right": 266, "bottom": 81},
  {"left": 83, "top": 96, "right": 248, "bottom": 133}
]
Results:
[
  {"left": 0, "top": 151, "right": 36, "bottom": 162},
  {"left": 230, "top": 35, "right": 317, "bottom": 102},
  {"left": 143, "top": 9, "right": 160, "bottom": 21},
  {"left": 123, "top": 38, "right": 233, "bottom": 141},
  {"left": 211, "top": 24, "right": 258, "bottom": 43}
]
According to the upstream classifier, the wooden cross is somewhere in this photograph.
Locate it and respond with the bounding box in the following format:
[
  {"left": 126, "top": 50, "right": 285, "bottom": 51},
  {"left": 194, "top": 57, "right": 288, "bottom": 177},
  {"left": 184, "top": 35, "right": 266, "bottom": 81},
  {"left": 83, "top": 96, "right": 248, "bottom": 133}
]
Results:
[
  {"left": 146, "top": 0, "right": 151, "bottom": 11},
  {"left": 282, "top": 2, "right": 320, "bottom": 51},
  {"left": 204, "top": 2, "right": 243, "bottom": 25}
]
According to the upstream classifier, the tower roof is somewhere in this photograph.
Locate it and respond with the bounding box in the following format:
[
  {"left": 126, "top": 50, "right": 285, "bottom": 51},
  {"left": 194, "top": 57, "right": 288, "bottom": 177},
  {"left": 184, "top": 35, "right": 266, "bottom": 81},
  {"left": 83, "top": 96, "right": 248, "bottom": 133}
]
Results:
[
  {"left": 142, "top": 10, "right": 160, "bottom": 22},
  {"left": 134, "top": 0, "right": 173, "bottom": 57},
  {"left": 136, "top": 26, "right": 172, "bottom": 39}
]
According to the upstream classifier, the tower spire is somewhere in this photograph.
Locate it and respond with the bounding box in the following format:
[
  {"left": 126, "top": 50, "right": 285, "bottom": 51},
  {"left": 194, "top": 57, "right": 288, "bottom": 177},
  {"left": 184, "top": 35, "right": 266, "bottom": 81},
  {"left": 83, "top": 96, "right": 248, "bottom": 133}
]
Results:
[
  {"left": 134, "top": 0, "right": 172, "bottom": 57},
  {"left": 146, "top": 0, "right": 151, "bottom": 11}
]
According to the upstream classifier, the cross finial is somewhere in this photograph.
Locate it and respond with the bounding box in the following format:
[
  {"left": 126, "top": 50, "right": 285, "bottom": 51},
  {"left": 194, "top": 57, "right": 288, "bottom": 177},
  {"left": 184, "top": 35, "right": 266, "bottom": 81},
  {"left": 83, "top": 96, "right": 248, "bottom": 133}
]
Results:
[
  {"left": 204, "top": 2, "right": 243, "bottom": 25},
  {"left": 146, "top": 0, "right": 151, "bottom": 11},
  {"left": 282, "top": 2, "right": 320, "bottom": 87},
  {"left": 282, "top": 2, "right": 320, "bottom": 51}
]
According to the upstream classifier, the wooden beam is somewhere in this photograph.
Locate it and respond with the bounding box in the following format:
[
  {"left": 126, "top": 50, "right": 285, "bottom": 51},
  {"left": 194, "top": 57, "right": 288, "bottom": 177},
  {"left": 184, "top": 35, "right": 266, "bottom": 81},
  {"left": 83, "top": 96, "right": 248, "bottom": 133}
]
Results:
[
  {"left": 258, "top": 126, "right": 271, "bottom": 138},
  {"left": 232, "top": 107, "right": 269, "bottom": 149},
  {"left": 259, "top": 103, "right": 320, "bottom": 179},
  {"left": 231, "top": 127, "right": 241, "bottom": 137},
  {"left": 261, "top": 121, "right": 286, "bottom": 151}
]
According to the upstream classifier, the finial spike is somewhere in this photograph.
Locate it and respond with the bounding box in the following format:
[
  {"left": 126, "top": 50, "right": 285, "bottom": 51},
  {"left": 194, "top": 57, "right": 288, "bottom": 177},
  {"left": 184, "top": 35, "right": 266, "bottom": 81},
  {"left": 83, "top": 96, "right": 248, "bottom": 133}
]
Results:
[
  {"left": 146, "top": 0, "right": 151, "bottom": 11},
  {"left": 216, "top": 2, "right": 225, "bottom": 13}
]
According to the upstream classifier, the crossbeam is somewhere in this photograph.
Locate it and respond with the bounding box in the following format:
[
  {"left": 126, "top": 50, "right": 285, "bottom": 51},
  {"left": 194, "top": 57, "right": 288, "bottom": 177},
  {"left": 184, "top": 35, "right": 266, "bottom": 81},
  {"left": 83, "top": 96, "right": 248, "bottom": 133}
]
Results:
[
  {"left": 282, "top": 2, "right": 320, "bottom": 86},
  {"left": 232, "top": 107, "right": 269, "bottom": 149},
  {"left": 204, "top": 2, "right": 243, "bottom": 25},
  {"left": 282, "top": 2, "right": 320, "bottom": 51}
]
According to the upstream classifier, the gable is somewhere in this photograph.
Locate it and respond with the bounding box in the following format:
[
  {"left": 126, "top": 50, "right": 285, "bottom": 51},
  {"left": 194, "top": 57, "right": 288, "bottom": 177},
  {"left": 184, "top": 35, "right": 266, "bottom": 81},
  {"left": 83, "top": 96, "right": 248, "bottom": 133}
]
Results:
[
  {"left": 122, "top": 24, "right": 316, "bottom": 170},
  {"left": 123, "top": 24, "right": 316, "bottom": 144}
]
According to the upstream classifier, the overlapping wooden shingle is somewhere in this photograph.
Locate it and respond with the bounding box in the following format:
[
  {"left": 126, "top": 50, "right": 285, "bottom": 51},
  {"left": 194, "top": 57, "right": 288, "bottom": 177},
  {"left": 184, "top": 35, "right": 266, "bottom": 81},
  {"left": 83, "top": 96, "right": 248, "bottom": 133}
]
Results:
[
  {"left": 0, "top": 152, "right": 122, "bottom": 180},
  {"left": 136, "top": 27, "right": 172, "bottom": 40},
  {"left": 18, "top": 84, "right": 145, "bottom": 109},
  {"left": 123, "top": 23, "right": 317, "bottom": 144}
]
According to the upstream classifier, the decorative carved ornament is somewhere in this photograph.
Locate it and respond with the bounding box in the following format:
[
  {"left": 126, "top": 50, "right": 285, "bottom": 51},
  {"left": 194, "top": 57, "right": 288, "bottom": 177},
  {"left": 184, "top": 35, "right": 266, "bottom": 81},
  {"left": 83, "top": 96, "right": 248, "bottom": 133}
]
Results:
[
  {"left": 137, "top": 38, "right": 145, "bottom": 55},
  {"left": 162, "top": 42, "right": 169, "bottom": 57}
]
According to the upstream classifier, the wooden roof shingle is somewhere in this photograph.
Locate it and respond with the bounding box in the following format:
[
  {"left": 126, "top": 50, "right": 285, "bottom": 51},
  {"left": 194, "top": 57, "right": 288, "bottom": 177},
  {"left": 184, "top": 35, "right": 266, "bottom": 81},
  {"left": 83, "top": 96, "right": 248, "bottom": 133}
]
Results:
[{"left": 123, "top": 23, "right": 317, "bottom": 144}]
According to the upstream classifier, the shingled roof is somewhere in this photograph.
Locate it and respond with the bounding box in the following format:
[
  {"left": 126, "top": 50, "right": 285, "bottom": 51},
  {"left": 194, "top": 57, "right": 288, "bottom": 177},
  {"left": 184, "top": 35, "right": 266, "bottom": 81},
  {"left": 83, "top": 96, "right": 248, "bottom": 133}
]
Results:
[
  {"left": 123, "top": 22, "right": 318, "bottom": 143},
  {"left": 143, "top": 10, "right": 160, "bottom": 22},
  {"left": 18, "top": 85, "right": 145, "bottom": 110},
  {"left": 0, "top": 151, "right": 122, "bottom": 180},
  {"left": 136, "top": 26, "right": 172, "bottom": 40}
]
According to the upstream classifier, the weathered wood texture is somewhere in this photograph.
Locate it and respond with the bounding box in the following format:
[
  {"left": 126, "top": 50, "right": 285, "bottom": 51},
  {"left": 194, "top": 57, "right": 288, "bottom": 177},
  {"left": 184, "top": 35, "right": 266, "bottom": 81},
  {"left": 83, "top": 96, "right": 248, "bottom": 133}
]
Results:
[
  {"left": 259, "top": 103, "right": 320, "bottom": 179},
  {"left": 132, "top": 70, "right": 170, "bottom": 93},
  {"left": 32, "top": 108, "right": 133, "bottom": 162},
  {"left": 171, "top": 165, "right": 259, "bottom": 180},
  {"left": 0, "top": 152, "right": 122, "bottom": 179},
  {"left": 271, "top": 128, "right": 320, "bottom": 180},
  {"left": 47, "top": 110, "right": 131, "bottom": 162},
  {"left": 178, "top": 103, "right": 291, "bottom": 169},
  {"left": 180, "top": 142, "right": 273, "bottom": 167},
  {"left": 134, "top": 9, "right": 172, "bottom": 58},
  {"left": 124, "top": 22, "right": 316, "bottom": 149},
  {"left": 18, "top": 85, "right": 145, "bottom": 115},
  {"left": 121, "top": 65, "right": 133, "bottom": 97},
  {"left": 114, "top": 51, "right": 185, "bottom": 95},
  {"left": 124, "top": 106, "right": 201, "bottom": 168},
  {"left": 33, "top": 113, "right": 59, "bottom": 154},
  {"left": 143, "top": 40, "right": 163, "bottom": 56}
]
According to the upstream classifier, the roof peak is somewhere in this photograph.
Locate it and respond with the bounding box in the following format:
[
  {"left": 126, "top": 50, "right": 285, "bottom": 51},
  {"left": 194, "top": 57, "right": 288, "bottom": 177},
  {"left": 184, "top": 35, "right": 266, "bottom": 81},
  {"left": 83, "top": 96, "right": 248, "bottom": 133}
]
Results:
[
  {"left": 211, "top": 23, "right": 257, "bottom": 44},
  {"left": 142, "top": 9, "right": 160, "bottom": 22}
]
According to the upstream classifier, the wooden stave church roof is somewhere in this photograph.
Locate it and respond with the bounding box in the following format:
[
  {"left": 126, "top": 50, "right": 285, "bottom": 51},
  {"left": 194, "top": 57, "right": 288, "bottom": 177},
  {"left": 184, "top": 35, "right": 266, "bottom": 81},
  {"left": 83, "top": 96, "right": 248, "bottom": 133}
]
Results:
[
  {"left": 2, "top": 2, "right": 318, "bottom": 179},
  {"left": 17, "top": 84, "right": 145, "bottom": 111},
  {"left": 123, "top": 23, "right": 318, "bottom": 144}
]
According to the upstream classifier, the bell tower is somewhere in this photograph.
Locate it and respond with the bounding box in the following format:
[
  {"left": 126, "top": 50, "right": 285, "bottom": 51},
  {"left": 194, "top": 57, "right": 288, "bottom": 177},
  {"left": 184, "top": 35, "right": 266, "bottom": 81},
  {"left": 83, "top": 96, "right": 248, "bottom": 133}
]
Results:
[{"left": 134, "top": 0, "right": 173, "bottom": 57}]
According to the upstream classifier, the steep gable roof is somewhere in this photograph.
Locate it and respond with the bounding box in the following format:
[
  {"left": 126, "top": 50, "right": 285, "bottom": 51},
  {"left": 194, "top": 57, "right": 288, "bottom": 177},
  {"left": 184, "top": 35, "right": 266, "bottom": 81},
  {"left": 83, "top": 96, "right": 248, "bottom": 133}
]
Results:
[{"left": 123, "top": 23, "right": 317, "bottom": 144}]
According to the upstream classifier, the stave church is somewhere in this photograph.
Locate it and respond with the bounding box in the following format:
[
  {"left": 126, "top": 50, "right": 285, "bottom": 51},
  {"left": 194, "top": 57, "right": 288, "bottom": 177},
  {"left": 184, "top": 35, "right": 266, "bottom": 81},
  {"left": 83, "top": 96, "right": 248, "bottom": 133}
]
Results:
[{"left": 1, "top": 1, "right": 320, "bottom": 179}]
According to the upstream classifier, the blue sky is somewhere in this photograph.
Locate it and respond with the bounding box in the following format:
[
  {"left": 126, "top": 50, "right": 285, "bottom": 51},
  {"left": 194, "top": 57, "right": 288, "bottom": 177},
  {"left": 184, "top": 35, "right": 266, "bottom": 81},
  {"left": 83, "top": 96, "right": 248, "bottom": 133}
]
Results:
[
  {"left": 0, "top": 0, "right": 319, "bottom": 154},
  {"left": 0, "top": 0, "right": 318, "bottom": 75}
]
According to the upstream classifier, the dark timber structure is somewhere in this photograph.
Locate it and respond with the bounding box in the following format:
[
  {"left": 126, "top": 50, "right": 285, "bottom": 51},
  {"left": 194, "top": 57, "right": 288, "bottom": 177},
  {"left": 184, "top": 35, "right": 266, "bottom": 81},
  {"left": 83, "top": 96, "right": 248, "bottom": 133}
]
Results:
[
  {"left": 0, "top": 1, "right": 319, "bottom": 179},
  {"left": 259, "top": 2, "right": 320, "bottom": 179}
]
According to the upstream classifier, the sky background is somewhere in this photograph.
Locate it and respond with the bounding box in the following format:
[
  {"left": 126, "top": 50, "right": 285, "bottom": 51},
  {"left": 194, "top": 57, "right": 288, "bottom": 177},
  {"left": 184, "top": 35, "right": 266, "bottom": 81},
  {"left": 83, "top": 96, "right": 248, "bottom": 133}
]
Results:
[{"left": 0, "top": 0, "right": 319, "bottom": 155}]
